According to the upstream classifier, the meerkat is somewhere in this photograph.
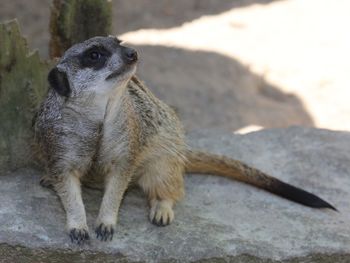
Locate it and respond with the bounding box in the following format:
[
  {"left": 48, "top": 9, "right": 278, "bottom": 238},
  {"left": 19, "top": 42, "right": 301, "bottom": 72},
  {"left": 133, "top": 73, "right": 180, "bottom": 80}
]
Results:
[{"left": 33, "top": 36, "right": 335, "bottom": 244}]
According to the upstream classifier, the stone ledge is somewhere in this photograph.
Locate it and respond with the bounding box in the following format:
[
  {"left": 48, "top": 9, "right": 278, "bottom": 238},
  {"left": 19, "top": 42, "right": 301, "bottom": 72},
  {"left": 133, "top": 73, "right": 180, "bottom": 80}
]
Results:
[{"left": 0, "top": 127, "right": 349, "bottom": 262}]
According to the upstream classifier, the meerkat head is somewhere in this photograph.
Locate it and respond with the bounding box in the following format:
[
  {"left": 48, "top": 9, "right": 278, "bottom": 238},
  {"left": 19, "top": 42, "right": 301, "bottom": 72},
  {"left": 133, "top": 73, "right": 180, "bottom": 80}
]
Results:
[{"left": 48, "top": 36, "right": 138, "bottom": 98}]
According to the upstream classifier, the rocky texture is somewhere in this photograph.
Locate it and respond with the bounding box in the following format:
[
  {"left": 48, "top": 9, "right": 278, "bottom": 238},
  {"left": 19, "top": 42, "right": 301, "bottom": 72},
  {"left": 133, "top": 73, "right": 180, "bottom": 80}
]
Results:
[
  {"left": 0, "top": 20, "right": 48, "bottom": 172},
  {"left": 0, "top": 127, "right": 349, "bottom": 262}
]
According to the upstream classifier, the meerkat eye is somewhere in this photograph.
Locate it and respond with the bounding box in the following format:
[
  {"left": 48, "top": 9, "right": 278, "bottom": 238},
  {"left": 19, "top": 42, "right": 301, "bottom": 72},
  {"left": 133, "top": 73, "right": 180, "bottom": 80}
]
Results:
[
  {"left": 89, "top": 51, "right": 101, "bottom": 60},
  {"left": 80, "top": 46, "right": 111, "bottom": 70}
]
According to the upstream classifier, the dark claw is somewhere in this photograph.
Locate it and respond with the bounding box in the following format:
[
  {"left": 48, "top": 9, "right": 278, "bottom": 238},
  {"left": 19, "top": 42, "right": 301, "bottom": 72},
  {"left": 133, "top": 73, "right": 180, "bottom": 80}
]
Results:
[
  {"left": 70, "top": 229, "right": 75, "bottom": 243},
  {"left": 95, "top": 224, "right": 102, "bottom": 239},
  {"left": 95, "top": 223, "right": 115, "bottom": 241},
  {"left": 151, "top": 217, "right": 167, "bottom": 227},
  {"left": 69, "top": 228, "right": 89, "bottom": 245},
  {"left": 110, "top": 227, "right": 114, "bottom": 241}
]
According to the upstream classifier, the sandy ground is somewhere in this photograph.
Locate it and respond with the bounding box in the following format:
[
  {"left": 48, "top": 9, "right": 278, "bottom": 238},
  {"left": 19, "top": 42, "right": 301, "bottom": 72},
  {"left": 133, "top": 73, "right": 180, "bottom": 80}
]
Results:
[{"left": 1, "top": 0, "right": 349, "bottom": 132}]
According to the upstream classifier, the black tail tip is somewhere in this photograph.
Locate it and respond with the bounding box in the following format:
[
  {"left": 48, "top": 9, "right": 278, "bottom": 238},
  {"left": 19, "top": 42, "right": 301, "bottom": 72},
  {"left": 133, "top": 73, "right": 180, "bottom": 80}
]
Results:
[
  {"left": 312, "top": 200, "right": 339, "bottom": 212},
  {"left": 271, "top": 181, "right": 337, "bottom": 211},
  {"left": 311, "top": 198, "right": 337, "bottom": 211}
]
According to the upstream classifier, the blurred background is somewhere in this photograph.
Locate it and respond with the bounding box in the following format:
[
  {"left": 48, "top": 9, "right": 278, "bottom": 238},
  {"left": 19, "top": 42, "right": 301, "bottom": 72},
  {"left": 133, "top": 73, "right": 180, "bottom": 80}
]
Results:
[{"left": 1, "top": 0, "right": 349, "bottom": 133}]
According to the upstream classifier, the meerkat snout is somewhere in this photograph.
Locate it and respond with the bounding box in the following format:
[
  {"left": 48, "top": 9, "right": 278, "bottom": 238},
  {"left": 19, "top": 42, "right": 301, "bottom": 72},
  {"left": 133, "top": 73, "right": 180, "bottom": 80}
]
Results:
[
  {"left": 105, "top": 45, "right": 137, "bottom": 82},
  {"left": 122, "top": 47, "right": 138, "bottom": 64}
]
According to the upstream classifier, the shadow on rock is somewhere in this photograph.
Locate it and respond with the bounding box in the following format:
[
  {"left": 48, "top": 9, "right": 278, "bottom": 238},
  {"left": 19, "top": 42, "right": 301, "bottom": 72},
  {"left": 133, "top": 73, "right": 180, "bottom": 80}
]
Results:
[
  {"left": 134, "top": 45, "right": 314, "bottom": 131},
  {"left": 114, "top": 0, "right": 283, "bottom": 34}
]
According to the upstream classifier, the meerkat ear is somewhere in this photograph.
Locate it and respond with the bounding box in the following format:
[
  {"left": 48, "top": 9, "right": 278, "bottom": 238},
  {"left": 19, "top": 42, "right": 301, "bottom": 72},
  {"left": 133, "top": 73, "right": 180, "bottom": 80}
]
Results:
[{"left": 48, "top": 67, "right": 71, "bottom": 97}]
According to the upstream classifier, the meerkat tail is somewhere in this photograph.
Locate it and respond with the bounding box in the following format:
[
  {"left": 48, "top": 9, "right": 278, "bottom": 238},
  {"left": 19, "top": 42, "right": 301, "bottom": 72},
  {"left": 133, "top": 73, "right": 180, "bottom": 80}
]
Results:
[{"left": 185, "top": 150, "right": 336, "bottom": 211}]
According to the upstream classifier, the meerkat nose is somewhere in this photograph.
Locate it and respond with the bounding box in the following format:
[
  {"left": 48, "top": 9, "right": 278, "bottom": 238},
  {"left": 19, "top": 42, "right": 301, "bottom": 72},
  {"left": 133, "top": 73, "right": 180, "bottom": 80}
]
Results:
[{"left": 123, "top": 47, "right": 138, "bottom": 63}]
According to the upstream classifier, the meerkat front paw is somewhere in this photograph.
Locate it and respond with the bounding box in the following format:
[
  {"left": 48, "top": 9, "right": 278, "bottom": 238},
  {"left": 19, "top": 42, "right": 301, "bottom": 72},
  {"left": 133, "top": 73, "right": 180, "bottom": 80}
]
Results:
[
  {"left": 149, "top": 200, "right": 175, "bottom": 226},
  {"left": 68, "top": 227, "right": 90, "bottom": 245},
  {"left": 95, "top": 222, "right": 115, "bottom": 241}
]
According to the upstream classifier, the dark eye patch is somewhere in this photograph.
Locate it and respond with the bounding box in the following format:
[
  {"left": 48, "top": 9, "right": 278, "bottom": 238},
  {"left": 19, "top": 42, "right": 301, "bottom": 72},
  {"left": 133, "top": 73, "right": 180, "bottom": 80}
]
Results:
[{"left": 80, "top": 45, "right": 111, "bottom": 70}]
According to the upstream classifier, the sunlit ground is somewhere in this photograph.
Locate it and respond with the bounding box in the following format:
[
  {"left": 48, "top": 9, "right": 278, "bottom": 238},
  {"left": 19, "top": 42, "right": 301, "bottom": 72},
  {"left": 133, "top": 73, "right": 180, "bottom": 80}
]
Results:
[{"left": 121, "top": 0, "right": 350, "bottom": 131}]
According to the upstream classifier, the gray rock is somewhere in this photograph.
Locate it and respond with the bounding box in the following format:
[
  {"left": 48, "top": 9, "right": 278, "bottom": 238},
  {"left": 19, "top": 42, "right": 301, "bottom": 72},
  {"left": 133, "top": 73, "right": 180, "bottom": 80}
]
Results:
[{"left": 0, "top": 127, "right": 349, "bottom": 262}]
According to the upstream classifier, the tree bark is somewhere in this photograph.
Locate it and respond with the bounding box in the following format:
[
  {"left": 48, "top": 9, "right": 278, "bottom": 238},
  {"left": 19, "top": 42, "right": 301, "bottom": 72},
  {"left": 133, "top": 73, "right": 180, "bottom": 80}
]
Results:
[{"left": 49, "top": 0, "right": 112, "bottom": 58}]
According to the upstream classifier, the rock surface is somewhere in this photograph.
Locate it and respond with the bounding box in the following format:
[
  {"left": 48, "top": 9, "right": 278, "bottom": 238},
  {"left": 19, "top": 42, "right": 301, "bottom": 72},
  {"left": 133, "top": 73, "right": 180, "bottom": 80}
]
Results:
[{"left": 0, "top": 127, "right": 349, "bottom": 262}]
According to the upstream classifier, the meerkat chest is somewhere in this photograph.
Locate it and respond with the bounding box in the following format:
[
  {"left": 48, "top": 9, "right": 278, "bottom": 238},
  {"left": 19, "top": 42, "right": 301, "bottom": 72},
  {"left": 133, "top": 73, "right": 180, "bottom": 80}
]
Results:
[
  {"left": 55, "top": 92, "right": 111, "bottom": 155},
  {"left": 96, "top": 90, "right": 130, "bottom": 164}
]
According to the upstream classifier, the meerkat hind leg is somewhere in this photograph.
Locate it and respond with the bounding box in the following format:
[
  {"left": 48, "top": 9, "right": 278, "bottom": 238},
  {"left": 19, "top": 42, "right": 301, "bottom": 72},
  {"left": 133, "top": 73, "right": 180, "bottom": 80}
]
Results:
[
  {"left": 149, "top": 199, "right": 175, "bottom": 226},
  {"left": 138, "top": 158, "right": 184, "bottom": 226}
]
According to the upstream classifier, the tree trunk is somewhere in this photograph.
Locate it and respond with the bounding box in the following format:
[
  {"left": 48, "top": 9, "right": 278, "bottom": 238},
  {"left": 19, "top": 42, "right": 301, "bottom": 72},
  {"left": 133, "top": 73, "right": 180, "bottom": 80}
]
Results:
[{"left": 49, "top": 0, "right": 112, "bottom": 58}]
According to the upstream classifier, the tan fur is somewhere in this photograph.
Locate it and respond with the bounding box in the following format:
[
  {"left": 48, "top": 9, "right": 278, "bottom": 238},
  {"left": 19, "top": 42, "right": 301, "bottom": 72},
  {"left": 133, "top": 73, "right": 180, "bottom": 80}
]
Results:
[{"left": 185, "top": 150, "right": 274, "bottom": 188}]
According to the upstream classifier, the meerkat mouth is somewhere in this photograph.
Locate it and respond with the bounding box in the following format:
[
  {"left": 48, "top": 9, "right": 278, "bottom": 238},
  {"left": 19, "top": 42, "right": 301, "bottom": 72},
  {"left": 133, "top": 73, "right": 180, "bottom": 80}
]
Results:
[
  {"left": 106, "top": 64, "right": 136, "bottom": 81},
  {"left": 106, "top": 68, "right": 127, "bottom": 80}
]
